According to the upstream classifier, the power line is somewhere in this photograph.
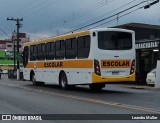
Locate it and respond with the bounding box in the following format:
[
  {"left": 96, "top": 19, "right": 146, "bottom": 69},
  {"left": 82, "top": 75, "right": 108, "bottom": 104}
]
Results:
[
  {"left": 91, "top": 6, "right": 144, "bottom": 29},
  {"left": 0, "top": 27, "right": 10, "bottom": 38},
  {"left": 52, "top": 0, "right": 101, "bottom": 24},
  {"left": 63, "top": 0, "right": 159, "bottom": 34},
  {"left": 21, "top": 0, "right": 58, "bottom": 18},
  {"left": 52, "top": 0, "right": 110, "bottom": 28},
  {"left": 12, "top": 0, "right": 58, "bottom": 18},
  {"left": 144, "top": 0, "right": 159, "bottom": 9},
  {"left": 68, "top": 0, "right": 116, "bottom": 29},
  {"left": 72, "top": 0, "right": 138, "bottom": 31},
  {"left": 67, "top": 0, "right": 115, "bottom": 22},
  {"left": 72, "top": 1, "right": 147, "bottom": 31},
  {"left": 11, "top": 0, "right": 39, "bottom": 17}
]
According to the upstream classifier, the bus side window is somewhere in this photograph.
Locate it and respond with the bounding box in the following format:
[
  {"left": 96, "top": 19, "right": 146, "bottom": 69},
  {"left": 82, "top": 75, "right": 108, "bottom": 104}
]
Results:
[
  {"left": 33, "top": 45, "right": 38, "bottom": 61},
  {"left": 46, "top": 42, "right": 54, "bottom": 60},
  {"left": 42, "top": 44, "right": 45, "bottom": 51},
  {"left": 55, "top": 40, "right": 64, "bottom": 59},
  {"left": 72, "top": 38, "right": 77, "bottom": 58},
  {"left": 37, "top": 43, "right": 45, "bottom": 60},
  {"left": 61, "top": 40, "right": 65, "bottom": 59},
  {"left": 30, "top": 45, "right": 37, "bottom": 61},
  {"left": 85, "top": 36, "right": 90, "bottom": 47},
  {"left": 46, "top": 42, "right": 49, "bottom": 60},
  {"left": 41, "top": 43, "right": 46, "bottom": 60},
  {"left": 50, "top": 42, "right": 55, "bottom": 59},
  {"left": 30, "top": 46, "right": 33, "bottom": 61},
  {"left": 37, "top": 44, "right": 41, "bottom": 60},
  {"left": 65, "top": 39, "right": 72, "bottom": 59},
  {"left": 65, "top": 38, "right": 77, "bottom": 59},
  {"left": 77, "top": 35, "right": 90, "bottom": 59}
]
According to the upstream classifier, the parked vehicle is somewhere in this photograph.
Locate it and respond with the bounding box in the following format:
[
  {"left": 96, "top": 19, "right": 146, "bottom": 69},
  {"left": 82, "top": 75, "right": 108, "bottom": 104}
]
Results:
[
  {"left": 146, "top": 69, "right": 156, "bottom": 85},
  {"left": 2, "top": 70, "right": 8, "bottom": 74}
]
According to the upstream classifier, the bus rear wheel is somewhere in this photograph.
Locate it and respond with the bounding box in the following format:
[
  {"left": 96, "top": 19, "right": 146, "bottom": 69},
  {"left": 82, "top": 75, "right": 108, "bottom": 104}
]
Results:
[{"left": 59, "top": 72, "right": 68, "bottom": 89}]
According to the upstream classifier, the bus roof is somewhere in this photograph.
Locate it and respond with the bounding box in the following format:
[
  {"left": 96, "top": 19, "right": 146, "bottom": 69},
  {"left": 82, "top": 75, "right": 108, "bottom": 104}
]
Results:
[
  {"left": 24, "top": 30, "right": 90, "bottom": 46},
  {"left": 24, "top": 28, "right": 134, "bottom": 47},
  {"left": 91, "top": 27, "right": 134, "bottom": 33}
]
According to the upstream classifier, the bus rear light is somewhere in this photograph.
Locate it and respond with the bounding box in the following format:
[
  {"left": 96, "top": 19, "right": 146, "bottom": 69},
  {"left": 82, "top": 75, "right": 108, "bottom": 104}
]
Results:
[
  {"left": 130, "top": 60, "right": 135, "bottom": 74},
  {"left": 96, "top": 66, "right": 100, "bottom": 69},
  {"left": 94, "top": 59, "right": 101, "bottom": 76}
]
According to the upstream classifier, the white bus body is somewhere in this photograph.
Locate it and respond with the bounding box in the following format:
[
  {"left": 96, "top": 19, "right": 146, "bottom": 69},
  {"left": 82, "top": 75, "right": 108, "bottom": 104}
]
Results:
[{"left": 23, "top": 28, "right": 135, "bottom": 90}]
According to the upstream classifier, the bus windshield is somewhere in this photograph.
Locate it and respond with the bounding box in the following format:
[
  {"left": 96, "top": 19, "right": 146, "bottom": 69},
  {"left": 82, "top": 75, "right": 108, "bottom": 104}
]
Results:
[{"left": 98, "top": 31, "right": 132, "bottom": 50}]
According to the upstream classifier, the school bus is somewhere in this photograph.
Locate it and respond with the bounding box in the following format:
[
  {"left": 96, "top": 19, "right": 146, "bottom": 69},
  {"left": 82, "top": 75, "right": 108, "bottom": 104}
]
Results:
[{"left": 23, "top": 28, "right": 135, "bottom": 90}]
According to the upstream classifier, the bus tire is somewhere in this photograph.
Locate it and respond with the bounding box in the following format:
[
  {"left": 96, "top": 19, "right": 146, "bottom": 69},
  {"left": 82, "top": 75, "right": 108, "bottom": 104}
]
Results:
[
  {"left": 31, "top": 72, "right": 37, "bottom": 85},
  {"left": 89, "top": 84, "right": 105, "bottom": 91},
  {"left": 59, "top": 72, "right": 68, "bottom": 89}
]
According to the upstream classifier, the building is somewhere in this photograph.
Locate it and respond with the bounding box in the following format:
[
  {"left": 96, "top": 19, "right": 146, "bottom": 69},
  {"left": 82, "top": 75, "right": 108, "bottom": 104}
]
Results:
[
  {"left": 115, "top": 23, "right": 160, "bottom": 83},
  {"left": 0, "top": 50, "right": 14, "bottom": 70},
  {"left": 0, "top": 33, "right": 29, "bottom": 70}
]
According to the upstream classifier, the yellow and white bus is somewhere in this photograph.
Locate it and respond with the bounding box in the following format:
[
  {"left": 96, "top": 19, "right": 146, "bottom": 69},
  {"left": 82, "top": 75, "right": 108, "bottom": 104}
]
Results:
[{"left": 23, "top": 28, "right": 135, "bottom": 90}]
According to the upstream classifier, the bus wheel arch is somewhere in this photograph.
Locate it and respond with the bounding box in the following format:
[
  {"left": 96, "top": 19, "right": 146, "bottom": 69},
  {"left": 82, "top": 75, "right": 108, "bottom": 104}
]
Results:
[
  {"left": 30, "top": 70, "right": 37, "bottom": 85},
  {"left": 59, "top": 71, "right": 68, "bottom": 89},
  {"left": 30, "top": 70, "right": 34, "bottom": 81}
]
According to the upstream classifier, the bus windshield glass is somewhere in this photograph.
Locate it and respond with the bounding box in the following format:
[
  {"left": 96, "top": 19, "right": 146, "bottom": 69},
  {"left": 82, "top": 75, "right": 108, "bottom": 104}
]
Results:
[{"left": 98, "top": 31, "right": 132, "bottom": 50}]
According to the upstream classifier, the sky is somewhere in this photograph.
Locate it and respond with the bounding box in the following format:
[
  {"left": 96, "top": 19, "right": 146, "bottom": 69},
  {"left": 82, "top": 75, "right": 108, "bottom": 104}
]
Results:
[{"left": 0, "top": 0, "right": 160, "bottom": 40}]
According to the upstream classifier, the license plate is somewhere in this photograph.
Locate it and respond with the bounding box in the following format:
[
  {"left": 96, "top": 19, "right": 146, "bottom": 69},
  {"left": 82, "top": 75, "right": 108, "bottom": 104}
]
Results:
[{"left": 112, "top": 72, "right": 119, "bottom": 75}]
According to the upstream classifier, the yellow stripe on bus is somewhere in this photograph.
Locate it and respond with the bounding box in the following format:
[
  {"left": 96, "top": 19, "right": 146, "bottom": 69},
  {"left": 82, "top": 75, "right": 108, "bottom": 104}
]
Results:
[
  {"left": 101, "top": 60, "right": 131, "bottom": 68},
  {"left": 26, "top": 60, "right": 93, "bottom": 69}
]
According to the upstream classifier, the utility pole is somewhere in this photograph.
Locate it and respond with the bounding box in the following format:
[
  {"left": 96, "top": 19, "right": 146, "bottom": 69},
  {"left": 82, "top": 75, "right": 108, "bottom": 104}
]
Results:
[
  {"left": 12, "top": 31, "right": 16, "bottom": 70},
  {"left": 7, "top": 17, "right": 23, "bottom": 80}
]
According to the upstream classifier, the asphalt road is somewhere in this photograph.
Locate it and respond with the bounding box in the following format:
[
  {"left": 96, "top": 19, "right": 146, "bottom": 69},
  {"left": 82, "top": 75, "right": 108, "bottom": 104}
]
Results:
[{"left": 0, "top": 74, "right": 160, "bottom": 123}]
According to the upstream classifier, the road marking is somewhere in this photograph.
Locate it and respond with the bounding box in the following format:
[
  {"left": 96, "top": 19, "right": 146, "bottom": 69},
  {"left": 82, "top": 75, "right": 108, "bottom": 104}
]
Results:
[{"left": 1, "top": 83, "right": 160, "bottom": 113}]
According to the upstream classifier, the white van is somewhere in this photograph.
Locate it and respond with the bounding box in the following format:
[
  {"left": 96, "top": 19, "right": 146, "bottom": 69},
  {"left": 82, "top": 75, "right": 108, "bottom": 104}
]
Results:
[{"left": 146, "top": 69, "right": 156, "bottom": 85}]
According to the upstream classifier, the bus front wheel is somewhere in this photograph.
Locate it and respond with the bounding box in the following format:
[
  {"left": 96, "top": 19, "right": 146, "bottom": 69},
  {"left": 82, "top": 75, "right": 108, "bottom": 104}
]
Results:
[
  {"left": 31, "top": 72, "right": 38, "bottom": 85},
  {"left": 59, "top": 72, "right": 68, "bottom": 89}
]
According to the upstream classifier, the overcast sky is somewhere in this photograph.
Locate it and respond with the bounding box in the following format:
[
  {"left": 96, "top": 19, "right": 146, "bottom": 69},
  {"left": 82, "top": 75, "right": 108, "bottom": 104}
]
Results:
[{"left": 0, "top": 0, "right": 160, "bottom": 40}]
